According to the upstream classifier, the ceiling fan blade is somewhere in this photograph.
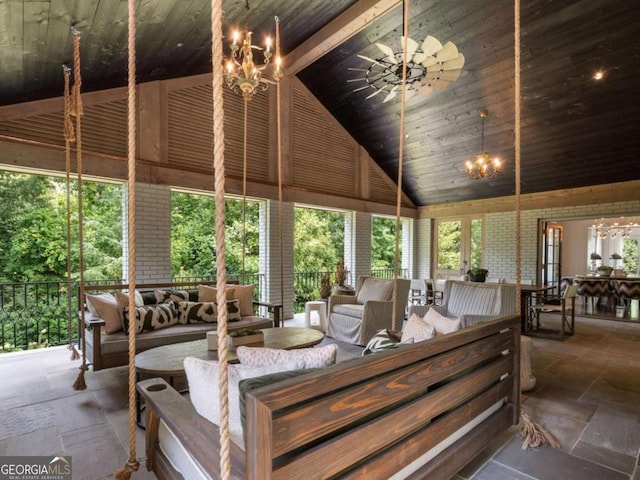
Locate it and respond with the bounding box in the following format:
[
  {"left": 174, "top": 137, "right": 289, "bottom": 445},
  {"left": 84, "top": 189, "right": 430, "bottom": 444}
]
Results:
[
  {"left": 357, "top": 54, "right": 383, "bottom": 67},
  {"left": 383, "top": 85, "right": 398, "bottom": 103},
  {"left": 441, "top": 53, "right": 465, "bottom": 70},
  {"left": 421, "top": 35, "right": 443, "bottom": 56},
  {"left": 347, "top": 77, "right": 368, "bottom": 82},
  {"left": 365, "top": 87, "right": 387, "bottom": 99},
  {"left": 432, "top": 79, "right": 450, "bottom": 90},
  {"left": 417, "top": 84, "right": 434, "bottom": 96},
  {"left": 424, "top": 68, "right": 463, "bottom": 82},
  {"left": 348, "top": 67, "right": 369, "bottom": 72},
  {"left": 404, "top": 85, "right": 417, "bottom": 100},
  {"left": 421, "top": 55, "right": 438, "bottom": 67},
  {"left": 352, "top": 85, "right": 371, "bottom": 93},
  {"left": 412, "top": 52, "right": 426, "bottom": 64},
  {"left": 375, "top": 42, "right": 398, "bottom": 64},
  {"left": 436, "top": 41, "right": 459, "bottom": 62},
  {"left": 401, "top": 36, "right": 419, "bottom": 61}
]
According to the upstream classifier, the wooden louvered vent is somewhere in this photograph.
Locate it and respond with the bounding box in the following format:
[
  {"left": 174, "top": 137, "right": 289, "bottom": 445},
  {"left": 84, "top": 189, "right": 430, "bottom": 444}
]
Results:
[
  {"left": 291, "top": 84, "right": 356, "bottom": 197},
  {"left": 168, "top": 85, "right": 269, "bottom": 180},
  {"left": 370, "top": 167, "right": 399, "bottom": 205},
  {"left": 0, "top": 99, "right": 127, "bottom": 158}
]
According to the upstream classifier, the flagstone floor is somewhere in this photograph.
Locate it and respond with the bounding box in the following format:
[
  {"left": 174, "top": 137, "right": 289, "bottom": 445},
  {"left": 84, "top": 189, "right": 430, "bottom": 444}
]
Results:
[{"left": 0, "top": 314, "right": 639, "bottom": 480}]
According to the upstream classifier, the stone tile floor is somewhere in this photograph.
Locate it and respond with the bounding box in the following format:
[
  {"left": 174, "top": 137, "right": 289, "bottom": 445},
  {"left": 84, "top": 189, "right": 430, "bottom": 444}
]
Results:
[{"left": 0, "top": 315, "right": 638, "bottom": 479}]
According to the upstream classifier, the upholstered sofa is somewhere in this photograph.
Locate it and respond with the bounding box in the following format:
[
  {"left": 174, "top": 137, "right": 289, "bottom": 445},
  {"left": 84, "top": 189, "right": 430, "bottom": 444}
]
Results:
[
  {"left": 326, "top": 275, "right": 411, "bottom": 346},
  {"left": 81, "top": 282, "right": 280, "bottom": 371},
  {"left": 409, "top": 280, "right": 517, "bottom": 328},
  {"left": 138, "top": 314, "right": 521, "bottom": 479}
]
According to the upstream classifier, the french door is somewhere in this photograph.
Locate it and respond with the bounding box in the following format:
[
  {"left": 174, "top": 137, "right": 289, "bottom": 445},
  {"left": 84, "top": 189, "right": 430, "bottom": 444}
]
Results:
[{"left": 541, "top": 222, "right": 563, "bottom": 291}]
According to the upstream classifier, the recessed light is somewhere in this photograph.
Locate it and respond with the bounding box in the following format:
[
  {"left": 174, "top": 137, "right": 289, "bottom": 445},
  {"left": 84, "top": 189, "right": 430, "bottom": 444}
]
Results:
[{"left": 593, "top": 70, "right": 604, "bottom": 80}]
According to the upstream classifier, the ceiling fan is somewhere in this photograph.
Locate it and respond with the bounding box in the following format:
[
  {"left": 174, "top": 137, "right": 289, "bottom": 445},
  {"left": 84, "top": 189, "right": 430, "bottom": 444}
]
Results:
[{"left": 349, "top": 35, "right": 465, "bottom": 103}]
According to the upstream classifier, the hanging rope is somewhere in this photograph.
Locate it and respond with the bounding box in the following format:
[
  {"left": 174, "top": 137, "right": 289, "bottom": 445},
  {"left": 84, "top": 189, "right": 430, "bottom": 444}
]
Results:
[
  {"left": 513, "top": 0, "right": 559, "bottom": 450},
  {"left": 276, "top": 20, "right": 284, "bottom": 313},
  {"left": 71, "top": 28, "right": 89, "bottom": 391},
  {"left": 241, "top": 97, "right": 248, "bottom": 284},
  {"left": 63, "top": 65, "right": 79, "bottom": 362},
  {"left": 391, "top": 0, "right": 410, "bottom": 331},
  {"left": 211, "top": 1, "right": 232, "bottom": 478},
  {"left": 114, "top": 1, "right": 140, "bottom": 478}
]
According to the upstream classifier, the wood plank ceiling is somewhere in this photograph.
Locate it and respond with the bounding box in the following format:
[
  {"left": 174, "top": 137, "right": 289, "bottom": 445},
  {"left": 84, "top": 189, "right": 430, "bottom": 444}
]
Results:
[{"left": 1, "top": 0, "right": 639, "bottom": 207}]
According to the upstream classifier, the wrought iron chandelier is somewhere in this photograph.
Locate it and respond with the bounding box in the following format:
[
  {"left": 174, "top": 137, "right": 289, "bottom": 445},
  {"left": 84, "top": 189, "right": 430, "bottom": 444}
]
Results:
[
  {"left": 224, "top": 15, "right": 282, "bottom": 99},
  {"left": 465, "top": 110, "right": 502, "bottom": 180}
]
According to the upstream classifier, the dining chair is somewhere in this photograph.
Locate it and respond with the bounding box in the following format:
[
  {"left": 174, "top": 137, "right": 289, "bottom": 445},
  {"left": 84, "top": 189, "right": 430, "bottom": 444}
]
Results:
[{"left": 528, "top": 284, "right": 579, "bottom": 340}]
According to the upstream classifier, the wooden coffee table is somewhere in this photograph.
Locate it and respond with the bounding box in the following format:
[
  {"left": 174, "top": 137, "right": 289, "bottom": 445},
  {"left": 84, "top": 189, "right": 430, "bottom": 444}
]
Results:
[{"left": 135, "top": 327, "right": 325, "bottom": 426}]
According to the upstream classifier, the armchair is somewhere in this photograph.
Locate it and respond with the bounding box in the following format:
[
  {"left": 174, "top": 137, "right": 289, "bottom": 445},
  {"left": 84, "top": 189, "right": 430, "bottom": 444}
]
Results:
[{"left": 326, "top": 276, "right": 410, "bottom": 346}]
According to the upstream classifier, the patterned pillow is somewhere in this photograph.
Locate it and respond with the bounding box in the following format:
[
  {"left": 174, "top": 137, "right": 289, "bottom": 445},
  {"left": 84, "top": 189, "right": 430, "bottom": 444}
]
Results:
[
  {"left": 362, "top": 328, "right": 404, "bottom": 356},
  {"left": 401, "top": 313, "right": 437, "bottom": 343},
  {"left": 154, "top": 289, "right": 189, "bottom": 304},
  {"left": 236, "top": 343, "right": 338, "bottom": 368},
  {"left": 176, "top": 301, "right": 218, "bottom": 324},
  {"left": 184, "top": 357, "right": 305, "bottom": 449},
  {"left": 423, "top": 308, "right": 461, "bottom": 335},
  {"left": 122, "top": 303, "right": 178, "bottom": 333},
  {"left": 226, "top": 299, "right": 242, "bottom": 322}
]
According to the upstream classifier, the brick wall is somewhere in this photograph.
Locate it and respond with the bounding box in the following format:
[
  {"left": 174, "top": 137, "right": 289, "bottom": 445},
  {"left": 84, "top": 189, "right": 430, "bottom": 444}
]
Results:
[
  {"left": 122, "top": 183, "right": 172, "bottom": 283},
  {"left": 345, "top": 211, "right": 372, "bottom": 283}
]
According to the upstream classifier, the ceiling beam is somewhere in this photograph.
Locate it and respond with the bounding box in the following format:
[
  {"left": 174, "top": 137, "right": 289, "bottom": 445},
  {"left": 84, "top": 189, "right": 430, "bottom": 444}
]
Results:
[{"left": 284, "top": 0, "right": 401, "bottom": 76}]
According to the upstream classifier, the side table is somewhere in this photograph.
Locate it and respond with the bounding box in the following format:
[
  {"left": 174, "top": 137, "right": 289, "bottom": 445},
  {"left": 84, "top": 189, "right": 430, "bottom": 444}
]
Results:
[{"left": 304, "top": 300, "right": 327, "bottom": 332}]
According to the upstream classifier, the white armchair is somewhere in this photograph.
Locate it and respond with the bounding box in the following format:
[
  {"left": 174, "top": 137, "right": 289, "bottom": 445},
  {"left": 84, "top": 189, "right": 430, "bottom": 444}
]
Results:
[{"left": 326, "top": 276, "right": 411, "bottom": 346}]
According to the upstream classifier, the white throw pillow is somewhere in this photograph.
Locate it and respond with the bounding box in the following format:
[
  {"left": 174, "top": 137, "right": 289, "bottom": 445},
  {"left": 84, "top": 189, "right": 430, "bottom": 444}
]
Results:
[
  {"left": 236, "top": 343, "right": 338, "bottom": 369},
  {"left": 401, "top": 313, "right": 436, "bottom": 343},
  {"left": 85, "top": 293, "right": 121, "bottom": 334},
  {"left": 184, "top": 357, "right": 304, "bottom": 449},
  {"left": 423, "top": 308, "right": 461, "bottom": 335}
]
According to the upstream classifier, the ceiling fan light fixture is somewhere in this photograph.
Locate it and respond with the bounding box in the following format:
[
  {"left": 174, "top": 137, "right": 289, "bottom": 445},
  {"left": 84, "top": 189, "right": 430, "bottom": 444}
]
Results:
[
  {"left": 350, "top": 34, "right": 464, "bottom": 101},
  {"left": 465, "top": 109, "right": 502, "bottom": 180}
]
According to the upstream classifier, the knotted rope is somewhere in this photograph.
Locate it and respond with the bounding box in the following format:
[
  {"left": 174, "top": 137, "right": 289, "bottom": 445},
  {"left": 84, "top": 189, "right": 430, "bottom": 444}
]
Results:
[
  {"left": 513, "top": 0, "right": 559, "bottom": 450},
  {"left": 391, "top": 0, "right": 410, "bottom": 331},
  {"left": 114, "top": 1, "right": 140, "bottom": 477},
  {"left": 63, "top": 65, "right": 79, "bottom": 362},
  {"left": 70, "top": 28, "right": 89, "bottom": 391},
  {"left": 211, "top": 1, "right": 232, "bottom": 478}
]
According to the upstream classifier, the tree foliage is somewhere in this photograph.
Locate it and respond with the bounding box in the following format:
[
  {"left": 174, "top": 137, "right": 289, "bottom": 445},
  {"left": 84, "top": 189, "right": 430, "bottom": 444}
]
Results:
[{"left": 371, "top": 216, "right": 400, "bottom": 270}]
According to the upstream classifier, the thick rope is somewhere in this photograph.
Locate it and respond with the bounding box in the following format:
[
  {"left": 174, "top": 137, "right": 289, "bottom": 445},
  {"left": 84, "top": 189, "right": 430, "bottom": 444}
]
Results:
[
  {"left": 276, "top": 21, "right": 284, "bottom": 313},
  {"left": 114, "top": 1, "right": 140, "bottom": 478},
  {"left": 391, "top": 0, "right": 410, "bottom": 331},
  {"left": 513, "top": 0, "right": 558, "bottom": 450},
  {"left": 71, "top": 29, "right": 89, "bottom": 391},
  {"left": 241, "top": 97, "right": 248, "bottom": 284},
  {"left": 211, "top": 1, "right": 231, "bottom": 478},
  {"left": 63, "top": 65, "right": 79, "bottom": 362}
]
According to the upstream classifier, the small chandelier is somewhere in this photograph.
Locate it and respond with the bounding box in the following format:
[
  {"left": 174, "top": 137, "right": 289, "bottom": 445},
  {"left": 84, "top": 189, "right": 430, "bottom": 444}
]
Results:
[
  {"left": 225, "top": 16, "right": 282, "bottom": 100},
  {"left": 465, "top": 110, "right": 502, "bottom": 180}
]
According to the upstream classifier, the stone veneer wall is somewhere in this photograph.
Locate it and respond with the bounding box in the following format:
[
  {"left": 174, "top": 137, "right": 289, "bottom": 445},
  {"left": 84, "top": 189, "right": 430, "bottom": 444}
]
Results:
[{"left": 484, "top": 199, "right": 640, "bottom": 282}]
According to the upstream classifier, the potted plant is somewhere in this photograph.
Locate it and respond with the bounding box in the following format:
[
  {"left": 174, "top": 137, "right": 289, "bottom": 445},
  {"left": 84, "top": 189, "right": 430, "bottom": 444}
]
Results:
[
  {"left": 228, "top": 328, "right": 264, "bottom": 346},
  {"left": 319, "top": 273, "right": 332, "bottom": 299},
  {"left": 595, "top": 265, "right": 613, "bottom": 277},
  {"left": 467, "top": 268, "right": 488, "bottom": 282}
]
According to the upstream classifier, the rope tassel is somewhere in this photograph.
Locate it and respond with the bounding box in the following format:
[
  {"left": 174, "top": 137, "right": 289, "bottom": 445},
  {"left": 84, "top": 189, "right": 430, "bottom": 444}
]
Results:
[
  {"left": 519, "top": 409, "right": 560, "bottom": 450},
  {"left": 114, "top": 460, "right": 139, "bottom": 480},
  {"left": 72, "top": 364, "right": 88, "bottom": 391},
  {"left": 69, "top": 344, "right": 80, "bottom": 361}
]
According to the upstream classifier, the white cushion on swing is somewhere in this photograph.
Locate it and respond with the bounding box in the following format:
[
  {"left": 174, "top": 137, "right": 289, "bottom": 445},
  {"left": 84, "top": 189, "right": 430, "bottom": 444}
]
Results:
[
  {"left": 184, "top": 357, "right": 304, "bottom": 449},
  {"left": 86, "top": 293, "right": 121, "bottom": 334}
]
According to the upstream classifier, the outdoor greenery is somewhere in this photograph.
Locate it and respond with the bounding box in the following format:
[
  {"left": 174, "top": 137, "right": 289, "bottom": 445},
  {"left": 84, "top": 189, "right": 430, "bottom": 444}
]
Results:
[
  {"left": 371, "top": 216, "right": 401, "bottom": 270},
  {"left": 437, "top": 220, "right": 462, "bottom": 271},
  {"left": 623, "top": 239, "right": 639, "bottom": 274}
]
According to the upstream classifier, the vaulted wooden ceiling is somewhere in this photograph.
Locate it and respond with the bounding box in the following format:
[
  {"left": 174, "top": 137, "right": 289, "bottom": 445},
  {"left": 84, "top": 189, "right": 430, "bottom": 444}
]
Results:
[{"left": 1, "top": 0, "right": 639, "bottom": 207}]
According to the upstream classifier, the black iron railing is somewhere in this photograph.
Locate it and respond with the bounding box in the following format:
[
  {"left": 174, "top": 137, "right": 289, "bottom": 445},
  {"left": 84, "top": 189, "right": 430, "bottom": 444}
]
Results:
[{"left": 0, "top": 270, "right": 407, "bottom": 352}]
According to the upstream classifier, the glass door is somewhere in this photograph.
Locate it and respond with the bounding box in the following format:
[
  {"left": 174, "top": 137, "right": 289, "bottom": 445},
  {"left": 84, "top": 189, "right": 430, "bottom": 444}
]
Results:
[{"left": 541, "top": 222, "right": 563, "bottom": 292}]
